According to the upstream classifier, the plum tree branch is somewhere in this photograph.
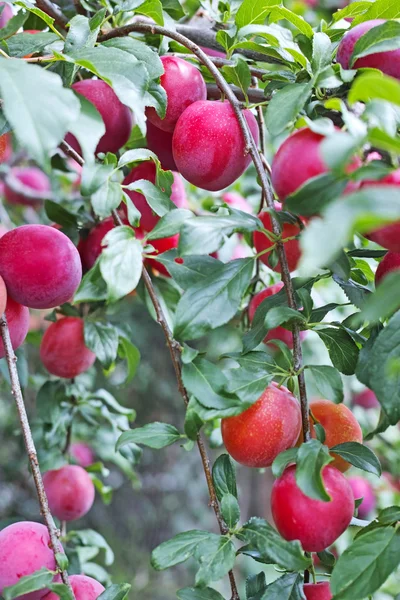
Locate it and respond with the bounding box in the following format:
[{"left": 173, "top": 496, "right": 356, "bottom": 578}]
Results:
[
  {"left": 0, "top": 314, "right": 75, "bottom": 597},
  {"left": 35, "top": 0, "right": 68, "bottom": 29},
  {"left": 206, "top": 82, "right": 267, "bottom": 103},
  {"left": 99, "top": 20, "right": 311, "bottom": 441}
]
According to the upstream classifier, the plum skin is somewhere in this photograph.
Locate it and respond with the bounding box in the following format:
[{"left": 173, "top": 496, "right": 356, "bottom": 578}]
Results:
[
  {"left": 146, "top": 121, "right": 177, "bottom": 171},
  {"left": 146, "top": 56, "right": 207, "bottom": 132},
  {"left": 44, "top": 576, "right": 104, "bottom": 600},
  {"left": 0, "top": 295, "right": 30, "bottom": 359},
  {"left": 375, "top": 251, "right": 400, "bottom": 286},
  {"left": 70, "top": 442, "right": 95, "bottom": 467},
  {"left": 271, "top": 465, "right": 354, "bottom": 552},
  {"left": 0, "top": 225, "right": 82, "bottom": 310},
  {"left": 40, "top": 317, "right": 96, "bottom": 379},
  {"left": 4, "top": 167, "right": 51, "bottom": 206},
  {"left": 221, "top": 382, "right": 302, "bottom": 468},
  {"left": 43, "top": 465, "right": 95, "bottom": 522},
  {"left": 0, "top": 521, "right": 60, "bottom": 600},
  {"left": 347, "top": 476, "right": 376, "bottom": 518},
  {"left": 172, "top": 100, "right": 259, "bottom": 192},
  {"left": 303, "top": 581, "right": 332, "bottom": 600}
]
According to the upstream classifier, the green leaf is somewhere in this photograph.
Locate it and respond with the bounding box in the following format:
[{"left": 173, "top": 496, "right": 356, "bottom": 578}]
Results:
[
  {"left": 1, "top": 31, "right": 58, "bottom": 58},
  {"left": 3, "top": 569, "right": 54, "bottom": 600},
  {"left": 174, "top": 258, "right": 253, "bottom": 340},
  {"left": 222, "top": 55, "right": 251, "bottom": 101},
  {"left": 306, "top": 365, "right": 344, "bottom": 404},
  {"left": 212, "top": 454, "right": 238, "bottom": 502},
  {"left": 296, "top": 439, "right": 333, "bottom": 502},
  {"left": 239, "top": 517, "right": 311, "bottom": 571},
  {"left": 312, "top": 32, "right": 333, "bottom": 75},
  {"left": 194, "top": 536, "right": 236, "bottom": 588},
  {"left": 155, "top": 253, "right": 222, "bottom": 289},
  {"left": 333, "top": 276, "right": 370, "bottom": 309},
  {"left": 116, "top": 422, "right": 181, "bottom": 450},
  {"left": 350, "top": 20, "right": 400, "bottom": 65},
  {"left": 330, "top": 527, "right": 400, "bottom": 599},
  {"left": 333, "top": 1, "right": 375, "bottom": 23},
  {"left": 124, "top": 179, "right": 176, "bottom": 217},
  {"left": 352, "top": 0, "right": 400, "bottom": 25},
  {"left": 74, "top": 261, "right": 108, "bottom": 304},
  {"left": 236, "top": 0, "right": 280, "bottom": 28},
  {"left": 92, "top": 180, "right": 123, "bottom": 219},
  {"left": 99, "top": 226, "right": 143, "bottom": 302},
  {"left": 360, "top": 271, "right": 400, "bottom": 323},
  {"left": 15, "top": 0, "right": 61, "bottom": 35},
  {"left": 264, "top": 306, "right": 306, "bottom": 330},
  {"left": 98, "top": 584, "right": 131, "bottom": 600},
  {"left": 285, "top": 173, "right": 347, "bottom": 217},
  {"left": 266, "top": 82, "right": 313, "bottom": 137},
  {"left": 134, "top": 0, "right": 164, "bottom": 24},
  {"left": 258, "top": 572, "right": 304, "bottom": 600},
  {"left": 182, "top": 359, "right": 242, "bottom": 412},
  {"left": 65, "top": 13, "right": 105, "bottom": 54},
  {"left": 269, "top": 7, "right": 313, "bottom": 37},
  {"left": 221, "top": 493, "right": 240, "bottom": 529},
  {"left": 316, "top": 328, "right": 359, "bottom": 376},
  {"left": 0, "top": 11, "right": 28, "bottom": 40},
  {"left": 147, "top": 209, "right": 195, "bottom": 240},
  {"left": 70, "top": 529, "right": 114, "bottom": 565},
  {"left": 317, "top": 549, "right": 336, "bottom": 567},
  {"left": 161, "top": 0, "right": 185, "bottom": 19},
  {"left": 103, "top": 37, "right": 163, "bottom": 79},
  {"left": 151, "top": 530, "right": 215, "bottom": 570},
  {"left": 68, "top": 94, "right": 106, "bottom": 165},
  {"left": 369, "top": 311, "right": 400, "bottom": 425},
  {"left": 46, "top": 583, "right": 74, "bottom": 600},
  {"left": 84, "top": 320, "right": 119, "bottom": 368},
  {"left": 349, "top": 72, "right": 400, "bottom": 108},
  {"left": 0, "top": 58, "right": 79, "bottom": 166},
  {"left": 118, "top": 335, "right": 141, "bottom": 384},
  {"left": 272, "top": 447, "right": 299, "bottom": 479},
  {"left": 224, "top": 364, "right": 275, "bottom": 404},
  {"left": 330, "top": 442, "right": 381, "bottom": 477},
  {"left": 177, "top": 589, "right": 224, "bottom": 600},
  {"left": 246, "top": 572, "right": 267, "bottom": 600}
]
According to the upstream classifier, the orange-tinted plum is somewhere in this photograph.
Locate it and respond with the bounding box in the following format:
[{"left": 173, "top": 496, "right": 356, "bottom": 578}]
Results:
[
  {"left": 146, "top": 56, "right": 206, "bottom": 132},
  {"left": 253, "top": 205, "right": 303, "bottom": 272},
  {"left": 122, "top": 161, "right": 187, "bottom": 231},
  {"left": 0, "top": 225, "right": 82, "bottom": 309},
  {"left": 348, "top": 476, "right": 376, "bottom": 518},
  {"left": 44, "top": 576, "right": 104, "bottom": 600},
  {"left": 79, "top": 217, "right": 114, "bottom": 270},
  {"left": 0, "top": 296, "right": 30, "bottom": 359},
  {"left": 272, "top": 465, "right": 354, "bottom": 552},
  {"left": 222, "top": 191, "right": 252, "bottom": 213},
  {"left": 0, "top": 521, "right": 59, "bottom": 600},
  {"left": 40, "top": 317, "right": 96, "bottom": 379},
  {"left": 0, "top": 275, "right": 6, "bottom": 315},
  {"left": 249, "top": 282, "right": 307, "bottom": 349},
  {"left": 353, "top": 388, "right": 379, "bottom": 409},
  {"left": 304, "top": 582, "right": 332, "bottom": 600},
  {"left": 361, "top": 169, "right": 400, "bottom": 252},
  {"left": 172, "top": 100, "right": 259, "bottom": 191},
  {"left": 43, "top": 465, "right": 95, "bottom": 521},
  {"left": 147, "top": 234, "right": 179, "bottom": 276},
  {"left": 66, "top": 80, "right": 133, "bottom": 155},
  {"left": 375, "top": 251, "right": 400, "bottom": 286},
  {"left": 221, "top": 382, "right": 302, "bottom": 468},
  {"left": 70, "top": 442, "right": 95, "bottom": 467},
  {"left": 146, "top": 121, "right": 177, "bottom": 171},
  {"left": 0, "top": 133, "right": 11, "bottom": 162},
  {"left": 4, "top": 167, "right": 51, "bottom": 206},
  {"left": 337, "top": 20, "right": 400, "bottom": 79},
  {"left": 0, "top": 2, "right": 13, "bottom": 28},
  {"left": 308, "top": 399, "right": 363, "bottom": 472}
]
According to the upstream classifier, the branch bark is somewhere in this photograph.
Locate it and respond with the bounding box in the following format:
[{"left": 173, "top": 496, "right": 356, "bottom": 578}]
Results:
[
  {"left": 35, "top": 0, "right": 68, "bottom": 29},
  {"left": 206, "top": 82, "right": 267, "bottom": 103},
  {"left": 0, "top": 315, "right": 75, "bottom": 596}
]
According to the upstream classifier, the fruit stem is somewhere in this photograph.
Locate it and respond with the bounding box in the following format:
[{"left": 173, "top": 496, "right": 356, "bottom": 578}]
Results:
[{"left": 0, "top": 314, "right": 76, "bottom": 598}]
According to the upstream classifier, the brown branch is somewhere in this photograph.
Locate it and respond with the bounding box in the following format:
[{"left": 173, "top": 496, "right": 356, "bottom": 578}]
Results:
[
  {"left": 175, "top": 54, "right": 269, "bottom": 80},
  {"left": 35, "top": 0, "right": 68, "bottom": 29},
  {"left": 206, "top": 82, "right": 267, "bottom": 104},
  {"left": 73, "top": 0, "right": 85, "bottom": 16},
  {"left": 99, "top": 21, "right": 310, "bottom": 442},
  {"left": 0, "top": 315, "right": 75, "bottom": 597}
]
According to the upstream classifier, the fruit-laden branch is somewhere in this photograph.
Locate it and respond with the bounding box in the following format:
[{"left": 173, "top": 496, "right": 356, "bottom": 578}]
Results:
[
  {"left": 60, "top": 139, "right": 241, "bottom": 599},
  {"left": 206, "top": 83, "right": 267, "bottom": 103},
  {"left": 98, "top": 20, "right": 311, "bottom": 442},
  {"left": 0, "top": 315, "right": 75, "bottom": 598}
]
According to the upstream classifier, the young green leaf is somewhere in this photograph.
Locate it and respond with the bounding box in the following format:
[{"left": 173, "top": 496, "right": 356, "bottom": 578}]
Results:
[
  {"left": 151, "top": 530, "right": 216, "bottom": 570},
  {"left": 272, "top": 447, "right": 299, "bottom": 479},
  {"left": 212, "top": 454, "right": 238, "bottom": 501},
  {"left": 331, "top": 442, "right": 381, "bottom": 477},
  {"left": 296, "top": 439, "right": 333, "bottom": 502},
  {"left": 98, "top": 584, "right": 131, "bottom": 600},
  {"left": 177, "top": 589, "right": 225, "bottom": 600},
  {"left": 306, "top": 365, "right": 344, "bottom": 404},
  {"left": 246, "top": 572, "right": 267, "bottom": 600},
  {"left": 84, "top": 320, "right": 119, "bottom": 368},
  {"left": 100, "top": 227, "right": 143, "bottom": 302},
  {"left": 221, "top": 493, "right": 240, "bottom": 529},
  {"left": 116, "top": 422, "right": 182, "bottom": 450},
  {"left": 257, "top": 572, "right": 304, "bottom": 600},
  {"left": 316, "top": 328, "right": 359, "bottom": 376},
  {"left": 194, "top": 536, "right": 236, "bottom": 587}
]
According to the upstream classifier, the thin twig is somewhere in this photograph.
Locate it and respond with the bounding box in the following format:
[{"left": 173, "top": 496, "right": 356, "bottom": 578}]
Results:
[
  {"left": 98, "top": 20, "right": 311, "bottom": 443},
  {"left": 35, "top": 0, "right": 68, "bottom": 29},
  {"left": 0, "top": 315, "right": 75, "bottom": 597}
]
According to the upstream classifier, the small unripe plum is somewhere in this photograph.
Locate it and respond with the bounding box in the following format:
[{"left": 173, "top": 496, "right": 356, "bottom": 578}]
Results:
[
  {"left": 375, "top": 251, "right": 400, "bottom": 286},
  {"left": 249, "top": 282, "right": 307, "bottom": 349},
  {"left": 222, "top": 191, "right": 252, "bottom": 213},
  {"left": 347, "top": 476, "right": 376, "bottom": 518},
  {"left": 147, "top": 234, "right": 179, "bottom": 276},
  {"left": 0, "top": 2, "right": 13, "bottom": 28},
  {"left": 70, "top": 442, "right": 95, "bottom": 467},
  {"left": 221, "top": 382, "right": 302, "bottom": 468},
  {"left": 353, "top": 388, "right": 379, "bottom": 409},
  {"left": 253, "top": 205, "right": 304, "bottom": 272},
  {"left": 0, "top": 225, "right": 82, "bottom": 309},
  {"left": 40, "top": 317, "right": 95, "bottom": 379},
  {"left": 172, "top": 100, "right": 259, "bottom": 191},
  {"left": 0, "top": 521, "right": 59, "bottom": 600},
  {"left": 0, "top": 296, "right": 30, "bottom": 359},
  {"left": 66, "top": 80, "right": 133, "bottom": 155},
  {"left": 79, "top": 217, "right": 114, "bottom": 270},
  {"left": 122, "top": 161, "right": 187, "bottom": 231},
  {"left": 43, "top": 465, "right": 95, "bottom": 522},
  {"left": 4, "top": 167, "right": 51, "bottom": 206},
  {"left": 337, "top": 20, "right": 400, "bottom": 79},
  {"left": 272, "top": 465, "right": 354, "bottom": 552},
  {"left": 307, "top": 399, "right": 363, "bottom": 472},
  {"left": 44, "top": 575, "right": 104, "bottom": 600},
  {"left": 361, "top": 169, "right": 400, "bottom": 252},
  {"left": 0, "top": 133, "right": 11, "bottom": 162},
  {"left": 303, "top": 581, "right": 332, "bottom": 600},
  {"left": 146, "top": 121, "right": 177, "bottom": 171},
  {"left": 146, "top": 56, "right": 207, "bottom": 132}
]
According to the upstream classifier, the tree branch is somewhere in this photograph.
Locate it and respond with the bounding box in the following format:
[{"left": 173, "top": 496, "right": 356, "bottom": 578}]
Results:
[
  {"left": 206, "top": 82, "right": 267, "bottom": 103},
  {"left": 0, "top": 315, "right": 75, "bottom": 597},
  {"left": 35, "top": 0, "right": 68, "bottom": 29}
]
